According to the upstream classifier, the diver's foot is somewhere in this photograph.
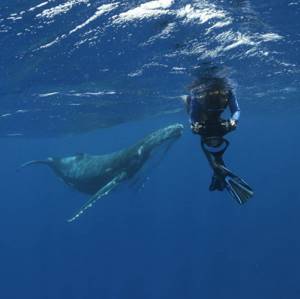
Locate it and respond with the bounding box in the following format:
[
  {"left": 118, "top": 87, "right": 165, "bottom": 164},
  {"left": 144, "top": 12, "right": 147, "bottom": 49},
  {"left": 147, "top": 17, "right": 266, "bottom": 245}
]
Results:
[
  {"left": 209, "top": 175, "right": 225, "bottom": 191},
  {"left": 209, "top": 175, "right": 220, "bottom": 191}
]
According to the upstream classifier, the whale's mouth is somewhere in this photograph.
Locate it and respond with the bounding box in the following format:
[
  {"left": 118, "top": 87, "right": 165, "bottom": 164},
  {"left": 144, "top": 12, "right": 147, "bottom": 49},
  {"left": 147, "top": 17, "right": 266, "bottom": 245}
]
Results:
[{"left": 163, "top": 123, "right": 184, "bottom": 140}]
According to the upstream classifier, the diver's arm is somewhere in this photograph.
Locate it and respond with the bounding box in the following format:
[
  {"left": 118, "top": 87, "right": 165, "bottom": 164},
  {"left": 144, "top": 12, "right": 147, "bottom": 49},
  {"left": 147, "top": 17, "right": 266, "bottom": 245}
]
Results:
[
  {"left": 228, "top": 91, "right": 240, "bottom": 124},
  {"left": 181, "top": 95, "right": 191, "bottom": 114},
  {"left": 189, "top": 96, "right": 202, "bottom": 123},
  {"left": 188, "top": 96, "right": 204, "bottom": 133}
]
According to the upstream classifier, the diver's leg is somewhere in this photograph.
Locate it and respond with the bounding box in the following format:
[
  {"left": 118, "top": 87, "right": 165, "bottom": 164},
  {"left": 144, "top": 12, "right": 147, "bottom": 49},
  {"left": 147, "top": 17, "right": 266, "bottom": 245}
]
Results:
[
  {"left": 212, "top": 146, "right": 226, "bottom": 166},
  {"left": 201, "top": 138, "right": 229, "bottom": 169},
  {"left": 201, "top": 138, "right": 229, "bottom": 191}
]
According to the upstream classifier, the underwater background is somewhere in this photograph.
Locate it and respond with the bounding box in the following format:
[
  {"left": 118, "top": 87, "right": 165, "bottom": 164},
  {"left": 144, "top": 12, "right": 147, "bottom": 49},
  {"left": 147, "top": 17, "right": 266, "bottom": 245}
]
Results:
[{"left": 1, "top": 0, "right": 300, "bottom": 298}]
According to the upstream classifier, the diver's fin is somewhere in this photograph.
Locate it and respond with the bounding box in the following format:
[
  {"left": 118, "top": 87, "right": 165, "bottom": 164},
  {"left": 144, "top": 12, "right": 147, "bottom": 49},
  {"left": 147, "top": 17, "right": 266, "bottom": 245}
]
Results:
[
  {"left": 67, "top": 172, "right": 127, "bottom": 223},
  {"left": 225, "top": 176, "right": 254, "bottom": 204},
  {"left": 217, "top": 165, "right": 254, "bottom": 204}
]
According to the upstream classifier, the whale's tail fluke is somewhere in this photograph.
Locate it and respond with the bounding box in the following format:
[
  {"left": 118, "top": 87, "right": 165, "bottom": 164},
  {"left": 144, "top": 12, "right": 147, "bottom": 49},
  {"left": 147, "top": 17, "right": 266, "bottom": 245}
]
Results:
[{"left": 18, "top": 158, "right": 53, "bottom": 171}]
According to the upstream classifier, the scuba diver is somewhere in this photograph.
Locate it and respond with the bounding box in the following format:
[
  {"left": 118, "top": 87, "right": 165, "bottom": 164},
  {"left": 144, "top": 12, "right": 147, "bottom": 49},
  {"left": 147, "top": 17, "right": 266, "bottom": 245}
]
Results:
[{"left": 184, "top": 76, "right": 253, "bottom": 204}]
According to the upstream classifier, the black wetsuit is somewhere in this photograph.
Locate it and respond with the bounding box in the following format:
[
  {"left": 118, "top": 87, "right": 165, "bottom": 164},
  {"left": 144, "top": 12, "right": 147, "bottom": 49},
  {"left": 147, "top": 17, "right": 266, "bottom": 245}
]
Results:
[
  {"left": 187, "top": 89, "right": 240, "bottom": 191},
  {"left": 187, "top": 89, "right": 240, "bottom": 141}
]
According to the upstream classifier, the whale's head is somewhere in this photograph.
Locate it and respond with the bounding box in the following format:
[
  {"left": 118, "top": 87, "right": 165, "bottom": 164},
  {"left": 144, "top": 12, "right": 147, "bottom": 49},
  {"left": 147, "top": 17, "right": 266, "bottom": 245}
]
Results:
[
  {"left": 159, "top": 123, "right": 184, "bottom": 140},
  {"left": 125, "top": 123, "right": 184, "bottom": 177},
  {"left": 139, "top": 123, "right": 184, "bottom": 153}
]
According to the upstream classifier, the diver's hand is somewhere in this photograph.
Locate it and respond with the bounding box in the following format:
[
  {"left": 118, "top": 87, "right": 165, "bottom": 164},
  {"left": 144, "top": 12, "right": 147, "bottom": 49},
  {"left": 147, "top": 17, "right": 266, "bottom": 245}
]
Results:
[
  {"left": 221, "top": 120, "right": 237, "bottom": 132},
  {"left": 191, "top": 122, "right": 204, "bottom": 134},
  {"left": 229, "top": 119, "right": 237, "bottom": 129}
]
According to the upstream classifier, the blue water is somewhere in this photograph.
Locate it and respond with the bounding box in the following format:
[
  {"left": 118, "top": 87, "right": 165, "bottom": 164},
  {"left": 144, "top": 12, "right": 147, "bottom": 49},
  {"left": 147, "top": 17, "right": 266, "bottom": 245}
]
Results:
[{"left": 1, "top": 1, "right": 300, "bottom": 298}]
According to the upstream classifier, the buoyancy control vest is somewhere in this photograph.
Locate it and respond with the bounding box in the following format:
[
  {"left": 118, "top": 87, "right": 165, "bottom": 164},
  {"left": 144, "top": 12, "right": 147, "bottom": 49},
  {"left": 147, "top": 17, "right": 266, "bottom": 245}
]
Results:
[{"left": 193, "top": 90, "right": 230, "bottom": 123}]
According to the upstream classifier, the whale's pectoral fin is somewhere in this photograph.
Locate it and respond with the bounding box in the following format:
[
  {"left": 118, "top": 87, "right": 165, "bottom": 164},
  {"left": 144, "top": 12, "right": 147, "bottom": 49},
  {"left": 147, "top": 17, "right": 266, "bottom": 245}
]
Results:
[
  {"left": 67, "top": 172, "right": 127, "bottom": 223},
  {"left": 17, "top": 159, "right": 53, "bottom": 171}
]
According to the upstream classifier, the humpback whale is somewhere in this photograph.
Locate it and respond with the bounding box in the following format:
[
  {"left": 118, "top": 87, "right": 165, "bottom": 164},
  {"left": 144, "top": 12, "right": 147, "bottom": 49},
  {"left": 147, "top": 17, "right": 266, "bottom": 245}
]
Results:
[{"left": 21, "top": 124, "right": 183, "bottom": 222}]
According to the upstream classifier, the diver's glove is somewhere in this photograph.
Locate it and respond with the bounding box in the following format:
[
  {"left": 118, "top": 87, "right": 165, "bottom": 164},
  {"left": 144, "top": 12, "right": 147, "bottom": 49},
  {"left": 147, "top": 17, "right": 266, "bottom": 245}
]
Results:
[
  {"left": 191, "top": 122, "right": 205, "bottom": 134},
  {"left": 221, "top": 119, "right": 237, "bottom": 132},
  {"left": 229, "top": 119, "right": 237, "bottom": 129},
  {"left": 229, "top": 118, "right": 237, "bottom": 129}
]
